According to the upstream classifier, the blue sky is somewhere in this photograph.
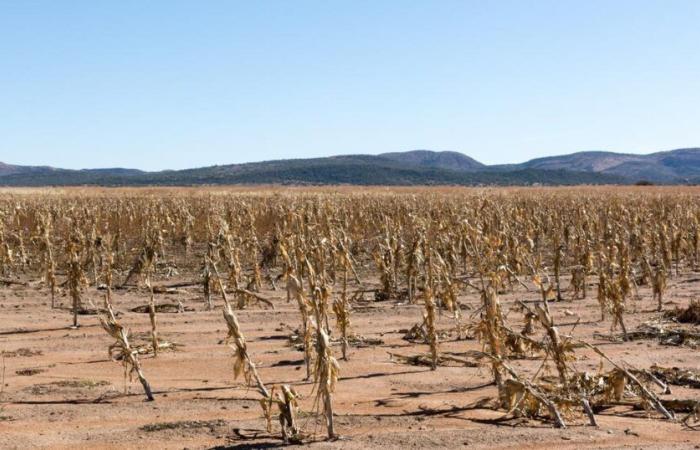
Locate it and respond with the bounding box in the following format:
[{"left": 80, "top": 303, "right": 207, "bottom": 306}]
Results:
[{"left": 1, "top": 1, "right": 699, "bottom": 170}]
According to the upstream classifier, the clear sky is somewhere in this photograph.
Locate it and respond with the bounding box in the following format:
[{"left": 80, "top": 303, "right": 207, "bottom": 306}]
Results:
[{"left": 1, "top": 1, "right": 699, "bottom": 171}]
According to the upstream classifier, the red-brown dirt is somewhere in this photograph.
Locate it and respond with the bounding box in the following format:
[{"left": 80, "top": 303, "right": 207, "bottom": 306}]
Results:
[{"left": 0, "top": 269, "right": 698, "bottom": 449}]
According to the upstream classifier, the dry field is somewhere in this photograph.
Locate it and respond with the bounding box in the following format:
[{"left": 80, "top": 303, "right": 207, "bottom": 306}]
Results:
[{"left": 0, "top": 186, "right": 698, "bottom": 449}]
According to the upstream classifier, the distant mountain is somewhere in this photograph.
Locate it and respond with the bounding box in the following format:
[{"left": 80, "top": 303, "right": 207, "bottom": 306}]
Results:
[
  {"left": 0, "top": 162, "right": 21, "bottom": 176},
  {"left": 126, "top": 155, "right": 621, "bottom": 186},
  {"left": 79, "top": 167, "right": 145, "bottom": 176},
  {"left": 0, "top": 162, "right": 60, "bottom": 177},
  {"left": 0, "top": 152, "right": 623, "bottom": 186},
  {"left": 379, "top": 150, "right": 485, "bottom": 171},
  {"left": 2, "top": 147, "right": 700, "bottom": 186},
  {"left": 506, "top": 148, "right": 700, "bottom": 183},
  {"left": 506, "top": 151, "right": 644, "bottom": 172}
]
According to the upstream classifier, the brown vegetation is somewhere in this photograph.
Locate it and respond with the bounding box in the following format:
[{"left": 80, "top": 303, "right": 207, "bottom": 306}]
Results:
[{"left": 0, "top": 186, "right": 698, "bottom": 448}]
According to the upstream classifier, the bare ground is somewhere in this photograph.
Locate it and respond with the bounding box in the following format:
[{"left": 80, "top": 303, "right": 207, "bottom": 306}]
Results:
[{"left": 0, "top": 272, "right": 698, "bottom": 449}]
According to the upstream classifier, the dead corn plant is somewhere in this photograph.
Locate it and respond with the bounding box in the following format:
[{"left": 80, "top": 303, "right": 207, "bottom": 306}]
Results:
[
  {"left": 67, "top": 238, "right": 87, "bottom": 328},
  {"left": 332, "top": 237, "right": 355, "bottom": 360},
  {"left": 98, "top": 255, "right": 154, "bottom": 401},
  {"left": 38, "top": 215, "right": 57, "bottom": 308},
  {"left": 652, "top": 261, "right": 668, "bottom": 311},
  {"left": 312, "top": 318, "right": 340, "bottom": 440},
  {"left": 421, "top": 243, "right": 439, "bottom": 370},
  {"left": 213, "top": 263, "right": 305, "bottom": 443},
  {"left": 98, "top": 304, "right": 155, "bottom": 401}
]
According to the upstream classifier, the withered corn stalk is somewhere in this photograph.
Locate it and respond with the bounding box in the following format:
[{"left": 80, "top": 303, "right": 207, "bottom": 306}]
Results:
[
  {"left": 332, "top": 296, "right": 350, "bottom": 362},
  {"left": 313, "top": 326, "right": 339, "bottom": 440},
  {"left": 405, "top": 236, "right": 423, "bottom": 304},
  {"left": 203, "top": 253, "right": 213, "bottom": 310},
  {"left": 136, "top": 239, "right": 161, "bottom": 357},
  {"left": 580, "top": 341, "right": 675, "bottom": 420},
  {"left": 287, "top": 271, "right": 313, "bottom": 379},
  {"left": 652, "top": 262, "right": 668, "bottom": 312},
  {"left": 98, "top": 298, "right": 154, "bottom": 401},
  {"left": 596, "top": 255, "right": 629, "bottom": 340},
  {"left": 222, "top": 301, "right": 270, "bottom": 397},
  {"left": 532, "top": 274, "right": 569, "bottom": 385},
  {"left": 477, "top": 351, "right": 567, "bottom": 428},
  {"left": 96, "top": 247, "right": 154, "bottom": 400},
  {"left": 213, "top": 262, "right": 305, "bottom": 442},
  {"left": 145, "top": 274, "right": 159, "bottom": 357},
  {"left": 422, "top": 244, "right": 439, "bottom": 370},
  {"left": 67, "top": 240, "right": 87, "bottom": 328},
  {"left": 332, "top": 241, "right": 353, "bottom": 360},
  {"left": 481, "top": 284, "right": 507, "bottom": 393},
  {"left": 597, "top": 268, "right": 608, "bottom": 322},
  {"left": 212, "top": 262, "right": 269, "bottom": 398},
  {"left": 261, "top": 384, "right": 302, "bottom": 443},
  {"left": 552, "top": 240, "right": 563, "bottom": 301},
  {"left": 569, "top": 265, "right": 586, "bottom": 300},
  {"left": 39, "top": 215, "right": 57, "bottom": 308},
  {"left": 121, "top": 241, "right": 156, "bottom": 288},
  {"left": 214, "top": 263, "right": 307, "bottom": 441},
  {"left": 310, "top": 276, "right": 340, "bottom": 440}
]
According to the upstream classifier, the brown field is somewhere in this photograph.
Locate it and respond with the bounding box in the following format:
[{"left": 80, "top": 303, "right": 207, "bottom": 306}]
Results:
[{"left": 0, "top": 186, "right": 698, "bottom": 449}]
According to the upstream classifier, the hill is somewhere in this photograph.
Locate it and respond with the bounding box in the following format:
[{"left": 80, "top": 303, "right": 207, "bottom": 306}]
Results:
[
  {"left": 0, "top": 153, "right": 622, "bottom": 186},
  {"left": 4, "top": 148, "right": 700, "bottom": 186},
  {"left": 379, "top": 150, "right": 485, "bottom": 171},
  {"left": 507, "top": 148, "right": 700, "bottom": 183}
]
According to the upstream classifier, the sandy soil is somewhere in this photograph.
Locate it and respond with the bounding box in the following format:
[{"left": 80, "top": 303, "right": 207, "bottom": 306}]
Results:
[{"left": 0, "top": 270, "right": 698, "bottom": 450}]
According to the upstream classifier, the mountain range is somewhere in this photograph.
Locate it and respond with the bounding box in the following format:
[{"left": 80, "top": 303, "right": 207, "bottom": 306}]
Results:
[{"left": 2, "top": 148, "right": 700, "bottom": 186}]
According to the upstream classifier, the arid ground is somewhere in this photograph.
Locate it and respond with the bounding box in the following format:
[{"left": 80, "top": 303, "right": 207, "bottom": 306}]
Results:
[
  {"left": 0, "top": 187, "right": 698, "bottom": 449},
  {"left": 0, "top": 264, "right": 697, "bottom": 449}
]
